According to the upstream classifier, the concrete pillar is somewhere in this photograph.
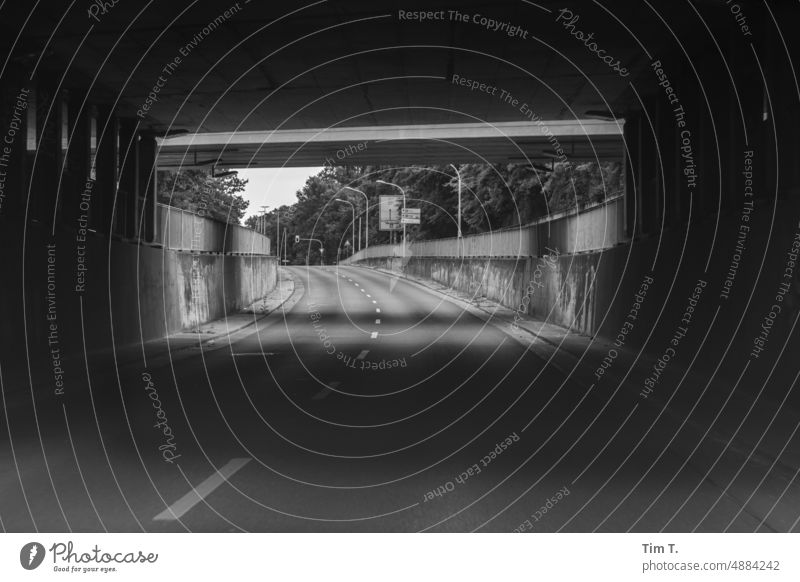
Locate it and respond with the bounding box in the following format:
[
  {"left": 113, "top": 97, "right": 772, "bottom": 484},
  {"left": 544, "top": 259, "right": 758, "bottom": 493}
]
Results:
[
  {"left": 116, "top": 119, "right": 139, "bottom": 239},
  {"left": 623, "top": 114, "right": 640, "bottom": 239},
  {"left": 62, "top": 101, "right": 93, "bottom": 226},
  {"left": 763, "top": 4, "right": 799, "bottom": 200},
  {"left": 93, "top": 105, "right": 116, "bottom": 237},
  {"left": 639, "top": 98, "right": 659, "bottom": 235},
  {"left": 695, "top": 92, "right": 715, "bottom": 221},
  {"left": 137, "top": 133, "right": 158, "bottom": 243},
  {"left": 0, "top": 68, "right": 31, "bottom": 219},
  {"left": 654, "top": 91, "right": 680, "bottom": 229},
  {"left": 26, "top": 85, "right": 62, "bottom": 225}
]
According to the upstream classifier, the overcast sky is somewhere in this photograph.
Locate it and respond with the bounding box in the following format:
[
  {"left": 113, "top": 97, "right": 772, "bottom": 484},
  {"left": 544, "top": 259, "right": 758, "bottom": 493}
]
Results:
[{"left": 238, "top": 167, "right": 323, "bottom": 219}]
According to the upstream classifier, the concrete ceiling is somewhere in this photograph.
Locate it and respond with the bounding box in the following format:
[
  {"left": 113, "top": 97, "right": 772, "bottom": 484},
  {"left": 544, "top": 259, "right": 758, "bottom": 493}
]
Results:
[{"left": 4, "top": 0, "right": 728, "bottom": 166}]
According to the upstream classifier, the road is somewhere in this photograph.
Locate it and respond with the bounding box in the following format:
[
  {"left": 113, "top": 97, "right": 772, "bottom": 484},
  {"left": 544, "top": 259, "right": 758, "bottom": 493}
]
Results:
[{"left": 0, "top": 266, "right": 792, "bottom": 532}]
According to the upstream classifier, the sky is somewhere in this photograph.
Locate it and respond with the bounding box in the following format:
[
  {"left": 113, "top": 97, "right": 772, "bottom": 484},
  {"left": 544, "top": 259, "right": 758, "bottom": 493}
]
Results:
[{"left": 238, "top": 167, "right": 323, "bottom": 219}]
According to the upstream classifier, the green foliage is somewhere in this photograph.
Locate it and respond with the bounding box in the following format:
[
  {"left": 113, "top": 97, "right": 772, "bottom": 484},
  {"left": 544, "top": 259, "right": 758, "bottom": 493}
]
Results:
[
  {"left": 453, "top": 163, "right": 550, "bottom": 233},
  {"left": 157, "top": 169, "right": 250, "bottom": 224},
  {"left": 544, "top": 161, "right": 624, "bottom": 214}
]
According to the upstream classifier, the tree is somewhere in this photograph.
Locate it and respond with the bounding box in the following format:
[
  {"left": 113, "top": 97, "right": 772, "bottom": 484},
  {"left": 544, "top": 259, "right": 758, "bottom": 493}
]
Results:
[
  {"left": 543, "top": 161, "right": 623, "bottom": 214},
  {"left": 234, "top": 160, "right": 622, "bottom": 265},
  {"left": 453, "top": 163, "right": 550, "bottom": 233},
  {"left": 157, "top": 169, "right": 249, "bottom": 224}
]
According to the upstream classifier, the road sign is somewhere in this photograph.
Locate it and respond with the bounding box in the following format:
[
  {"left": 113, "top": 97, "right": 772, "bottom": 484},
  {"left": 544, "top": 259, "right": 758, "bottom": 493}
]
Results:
[
  {"left": 379, "top": 195, "right": 403, "bottom": 231},
  {"left": 401, "top": 208, "right": 420, "bottom": 225}
]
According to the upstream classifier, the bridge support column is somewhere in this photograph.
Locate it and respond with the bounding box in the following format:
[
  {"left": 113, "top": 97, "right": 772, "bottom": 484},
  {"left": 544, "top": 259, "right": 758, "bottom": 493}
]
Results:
[
  {"left": 116, "top": 119, "right": 138, "bottom": 239},
  {"left": 623, "top": 114, "right": 640, "bottom": 239},
  {"left": 116, "top": 121, "right": 157, "bottom": 242},
  {"left": 92, "top": 105, "right": 116, "bottom": 238},
  {"left": 137, "top": 133, "right": 158, "bottom": 243}
]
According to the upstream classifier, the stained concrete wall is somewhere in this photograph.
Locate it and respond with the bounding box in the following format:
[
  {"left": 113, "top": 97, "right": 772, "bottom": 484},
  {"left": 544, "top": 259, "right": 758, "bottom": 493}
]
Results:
[
  {"left": 0, "top": 218, "right": 277, "bottom": 370},
  {"left": 132, "top": 242, "right": 277, "bottom": 340},
  {"left": 531, "top": 200, "right": 800, "bottom": 348},
  {"left": 357, "top": 256, "right": 527, "bottom": 310},
  {"left": 350, "top": 199, "right": 800, "bottom": 399}
]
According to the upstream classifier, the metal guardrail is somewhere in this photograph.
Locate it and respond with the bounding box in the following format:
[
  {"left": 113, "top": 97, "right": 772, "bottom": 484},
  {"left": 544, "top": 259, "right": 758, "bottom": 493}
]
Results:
[
  {"left": 155, "top": 203, "right": 271, "bottom": 254},
  {"left": 345, "top": 195, "right": 625, "bottom": 260}
]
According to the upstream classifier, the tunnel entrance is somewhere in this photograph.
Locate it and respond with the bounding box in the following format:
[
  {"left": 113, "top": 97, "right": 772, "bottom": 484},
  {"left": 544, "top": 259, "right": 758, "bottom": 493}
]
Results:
[{"left": 1, "top": 0, "right": 800, "bottom": 546}]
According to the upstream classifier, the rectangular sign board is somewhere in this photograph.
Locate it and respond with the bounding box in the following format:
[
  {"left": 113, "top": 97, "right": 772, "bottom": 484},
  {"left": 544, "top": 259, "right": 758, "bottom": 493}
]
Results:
[
  {"left": 401, "top": 207, "right": 421, "bottom": 225},
  {"left": 379, "top": 195, "right": 403, "bottom": 231}
]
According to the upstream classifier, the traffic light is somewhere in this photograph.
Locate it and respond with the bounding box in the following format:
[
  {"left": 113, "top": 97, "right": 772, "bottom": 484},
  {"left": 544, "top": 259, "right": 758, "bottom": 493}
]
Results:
[{"left": 294, "top": 235, "right": 300, "bottom": 243}]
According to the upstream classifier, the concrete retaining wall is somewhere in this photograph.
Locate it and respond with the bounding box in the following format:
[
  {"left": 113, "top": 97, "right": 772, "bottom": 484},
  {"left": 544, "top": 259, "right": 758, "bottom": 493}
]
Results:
[
  {"left": 351, "top": 200, "right": 800, "bottom": 391},
  {"left": 357, "top": 256, "right": 528, "bottom": 309},
  {"left": 533, "top": 201, "right": 800, "bottom": 347},
  {"left": 0, "top": 219, "right": 278, "bottom": 369},
  {"left": 136, "top": 244, "right": 278, "bottom": 339}
]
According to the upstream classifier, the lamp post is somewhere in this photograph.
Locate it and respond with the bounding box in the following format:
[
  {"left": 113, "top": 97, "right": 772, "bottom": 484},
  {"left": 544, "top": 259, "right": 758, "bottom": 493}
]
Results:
[
  {"left": 376, "top": 179, "right": 406, "bottom": 259},
  {"left": 449, "top": 164, "right": 462, "bottom": 239},
  {"left": 334, "top": 198, "right": 355, "bottom": 257},
  {"left": 343, "top": 186, "right": 368, "bottom": 250},
  {"left": 258, "top": 205, "right": 270, "bottom": 236},
  {"left": 297, "top": 237, "right": 324, "bottom": 265}
]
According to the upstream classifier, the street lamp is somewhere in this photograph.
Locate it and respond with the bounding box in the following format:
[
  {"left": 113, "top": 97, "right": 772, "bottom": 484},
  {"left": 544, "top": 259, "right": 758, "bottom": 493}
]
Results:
[
  {"left": 376, "top": 179, "right": 406, "bottom": 259},
  {"left": 343, "top": 186, "right": 368, "bottom": 250},
  {"left": 258, "top": 205, "right": 270, "bottom": 236},
  {"left": 275, "top": 209, "right": 280, "bottom": 259},
  {"left": 449, "top": 164, "right": 462, "bottom": 239},
  {"left": 334, "top": 198, "right": 355, "bottom": 257}
]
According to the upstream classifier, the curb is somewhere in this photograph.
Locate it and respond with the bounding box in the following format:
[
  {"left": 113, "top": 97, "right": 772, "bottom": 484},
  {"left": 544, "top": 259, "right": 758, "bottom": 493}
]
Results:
[
  {"left": 350, "top": 264, "right": 571, "bottom": 355},
  {"left": 346, "top": 263, "right": 799, "bottom": 493},
  {"left": 172, "top": 266, "right": 303, "bottom": 353}
]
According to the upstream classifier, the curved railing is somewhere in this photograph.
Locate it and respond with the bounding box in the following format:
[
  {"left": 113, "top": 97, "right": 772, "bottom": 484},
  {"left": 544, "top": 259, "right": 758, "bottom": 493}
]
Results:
[
  {"left": 155, "top": 203, "right": 271, "bottom": 255},
  {"left": 343, "top": 195, "right": 625, "bottom": 261}
]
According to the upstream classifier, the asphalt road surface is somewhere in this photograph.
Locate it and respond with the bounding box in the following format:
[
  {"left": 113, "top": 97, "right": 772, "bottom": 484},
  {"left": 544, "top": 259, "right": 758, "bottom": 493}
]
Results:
[{"left": 1, "top": 266, "right": 792, "bottom": 532}]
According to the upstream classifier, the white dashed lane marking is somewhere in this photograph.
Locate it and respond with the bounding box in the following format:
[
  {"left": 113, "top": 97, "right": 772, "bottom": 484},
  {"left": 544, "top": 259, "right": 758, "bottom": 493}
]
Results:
[
  {"left": 356, "top": 350, "right": 369, "bottom": 360},
  {"left": 375, "top": 319, "right": 381, "bottom": 324},
  {"left": 370, "top": 332, "right": 378, "bottom": 339},
  {"left": 153, "top": 458, "right": 251, "bottom": 521},
  {"left": 312, "top": 380, "right": 341, "bottom": 401},
  {"left": 376, "top": 308, "right": 381, "bottom": 313}
]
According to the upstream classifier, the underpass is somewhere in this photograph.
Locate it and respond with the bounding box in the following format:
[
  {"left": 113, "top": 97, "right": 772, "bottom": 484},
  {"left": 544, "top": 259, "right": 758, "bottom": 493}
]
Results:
[
  {"left": 0, "top": 0, "right": 799, "bottom": 541},
  {"left": 1, "top": 264, "right": 794, "bottom": 532}
]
